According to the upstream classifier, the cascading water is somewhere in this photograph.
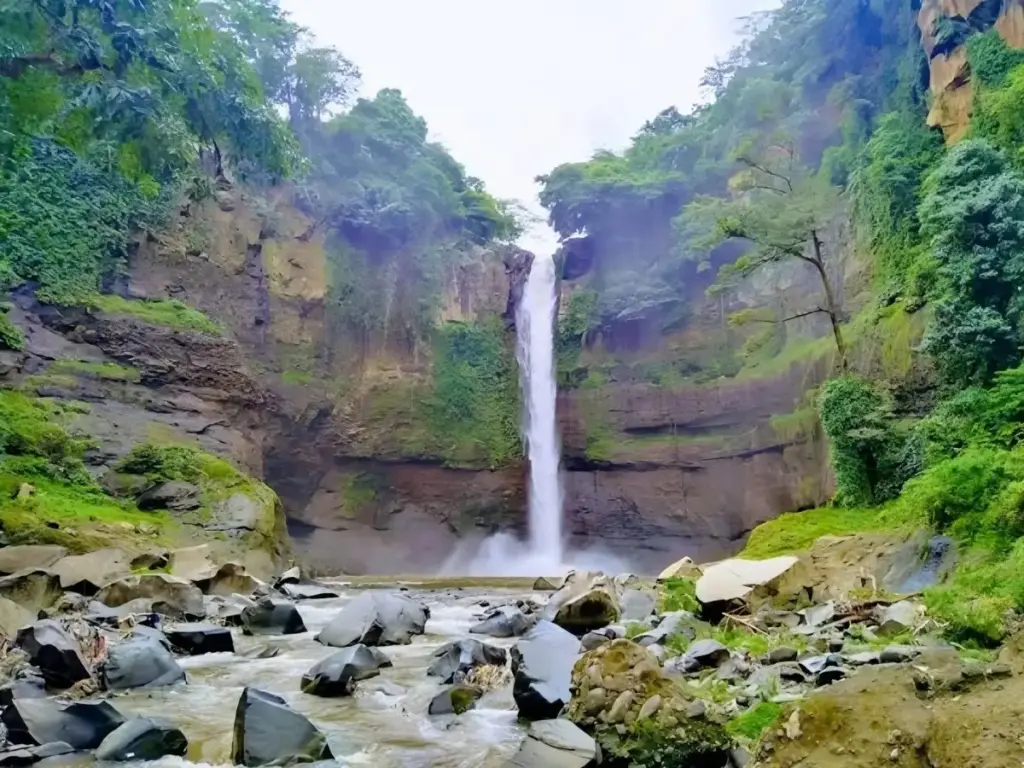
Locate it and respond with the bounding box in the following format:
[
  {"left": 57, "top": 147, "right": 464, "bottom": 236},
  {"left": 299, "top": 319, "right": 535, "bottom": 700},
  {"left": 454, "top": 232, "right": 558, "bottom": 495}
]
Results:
[{"left": 515, "top": 252, "right": 564, "bottom": 564}]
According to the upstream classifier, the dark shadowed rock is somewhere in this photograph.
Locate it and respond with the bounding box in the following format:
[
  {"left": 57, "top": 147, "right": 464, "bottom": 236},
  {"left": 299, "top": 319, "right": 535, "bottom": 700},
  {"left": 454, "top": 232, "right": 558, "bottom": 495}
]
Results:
[
  {"left": 470, "top": 606, "right": 535, "bottom": 638},
  {"left": 0, "top": 741, "right": 74, "bottom": 767},
  {"left": 231, "top": 687, "right": 332, "bottom": 767},
  {"left": 96, "top": 575, "right": 205, "bottom": 620},
  {"left": 0, "top": 670, "right": 46, "bottom": 707},
  {"left": 95, "top": 717, "right": 188, "bottom": 762},
  {"left": 99, "top": 637, "right": 185, "bottom": 690},
  {"left": 165, "top": 624, "right": 234, "bottom": 655},
  {"left": 427, "top": 639, "right": 507, "bottom": 684},
  {"left": 15, "top": 621, "right": 91, "bottom": 689},
  {"left": 281, "top": 583, "right": 339, "bottom": 601},
  {"left": 316, "top": 592, "right": 427, "bottom": 648},
  {"left": 764, "top": 647, "right": 799, "bottom": 665},
  {"left": 507, "top": 719, "right": 598, "bottom": 768},
  {"left": 240, "top": 597, "right": 306, "bottom": 635},
  {"left": 2, "top": 699, "right": 125, "bottom": 749},
  {"left": 137, "top": 482, "right": 200, "bottom": 512},
  {"left": 100, "top": 472, "right": 150, "bottom": 499},
  {"left": 0, "top": 547, "right": 66, "bottom": 576},
  {"left": 511, "top": 620, "right": 580, "bottom": 720},
  {"left": 683, "top": 639, "right": 730, "bottom": 669},
  {"left": 428, "top": 685, "right": 483, "bottom": 716},
  {"left": 300, "top": 645, "right": 390, "bottom": 697},
  {"left": 273, "top": 567, "right": 301, "bottom": 589}
]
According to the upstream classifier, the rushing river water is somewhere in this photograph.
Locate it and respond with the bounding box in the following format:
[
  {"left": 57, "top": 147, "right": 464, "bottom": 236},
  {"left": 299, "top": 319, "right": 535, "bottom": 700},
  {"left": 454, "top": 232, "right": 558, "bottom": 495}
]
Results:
[{"left": 109, "top": 582, "right": 536, "bottom": 768}]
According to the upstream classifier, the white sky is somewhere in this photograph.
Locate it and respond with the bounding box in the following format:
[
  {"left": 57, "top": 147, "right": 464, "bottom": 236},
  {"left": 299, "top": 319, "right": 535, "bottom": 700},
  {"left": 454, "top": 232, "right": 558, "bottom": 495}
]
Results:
[{"left": 280, "top": 1, "right": 779, "bottom": 252}]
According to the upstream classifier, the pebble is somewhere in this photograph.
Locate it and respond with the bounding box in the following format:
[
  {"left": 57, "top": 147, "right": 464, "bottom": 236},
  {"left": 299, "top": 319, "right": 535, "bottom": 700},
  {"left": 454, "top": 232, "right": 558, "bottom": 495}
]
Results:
[
  {"left": 636, "top": 694, "right": 661, "bottom": 722},
  {"left": 764, "top": 647, "right": 798, "bottom": 665},
  {"left": 685, "top": 699, "right": 706, "bottom": 719}
]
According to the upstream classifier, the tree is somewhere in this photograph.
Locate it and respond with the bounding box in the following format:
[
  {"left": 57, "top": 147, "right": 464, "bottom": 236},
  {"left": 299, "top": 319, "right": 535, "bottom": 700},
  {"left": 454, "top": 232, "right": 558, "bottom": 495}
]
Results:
[{"left": 681, "top": 136, "right": 847, "bottom": 363}]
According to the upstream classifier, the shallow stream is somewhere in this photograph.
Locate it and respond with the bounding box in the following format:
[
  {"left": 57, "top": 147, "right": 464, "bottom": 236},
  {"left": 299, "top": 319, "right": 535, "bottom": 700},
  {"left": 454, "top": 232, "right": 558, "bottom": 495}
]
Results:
[{"left": 110, "top": 579, "right": 538, "bottom": 768}]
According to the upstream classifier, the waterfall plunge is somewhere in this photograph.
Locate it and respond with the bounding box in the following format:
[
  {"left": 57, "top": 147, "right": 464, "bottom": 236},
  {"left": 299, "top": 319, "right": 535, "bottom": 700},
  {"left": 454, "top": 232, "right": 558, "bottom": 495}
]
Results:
[{"left": 516, "top": 252, "right": 564, "bottom": 563}]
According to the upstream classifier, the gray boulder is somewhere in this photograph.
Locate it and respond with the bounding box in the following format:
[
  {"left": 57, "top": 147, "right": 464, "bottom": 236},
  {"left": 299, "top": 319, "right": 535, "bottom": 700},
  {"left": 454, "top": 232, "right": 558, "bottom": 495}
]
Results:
[
  {"left": 231, "top": 688, "right": 332, "bottom": 767},
  {"left": 541, "top": 571, "right": 620, "bottom": 634},
  {"left": 137, "top": 482, "right": 200, "bottom": 512},
  {"left": 0, "top": 596, "right": 33, "bottom": 639},
  {"left": 876, "top": 601, "right": 918, "bottom": 636},
  {"left": 2, "top": 699, "right": 125, "bottom": 749},
  {"left": 507, "top": 719, "right": 599, "bottom": 768},
  {"left": 15, "top": 620, "right": 91, "bottom": 689},
  {"left": 427, "top": 639, "right": 507, "bottom": 684},
  {"left": 99, "top": 637, "right": 185, "bottom": 690},
  {"left": 240, "top": 597, "right": 306, "bottom": 635},
  {"left": 165, "top": 624, "right": 234, "bottom": 655},
  {"left": 0, "top": 547, "right": 66, "bottom": 576},
  {"left": 96, "top": 574, "right": 205, "bottom": 620},
  {"left": 316, "top": 592, "right": 427, "bottom": 648},
  {"left": 0, "top": 742, "right": 74, "bottom": 766},
  {"left": 0, "top": 670, "right": 46, "bottom": 707},
  {"left": 206, "top": 594, "right": 255, "bottom": 627},
  {"left": 633, "top": 611, "right": 705, "bottom": 647},
  {"left": 427, "top": 685, "right": 483, "bottom": 716},
  {"left": 300, "top": 645, "right": 391, "bottom": 697},
  {"left": 511, "top": 620, "right": 580, "bottom": 720},
  {"left": 273, "top": 567, "right": 301, "bottom": 589},
  {"left": 95, "top": 717, "right": 187, "bottom": 762},
  {"left": 0, "top": 570, "right": 62, "bottom": 613},
  {"left": 620, "top": 589, "right": 657, "bottom": 622},
  {"left": 470, "top": 606, "right": 535, "bottom": 638},
  {"left": 50, "top": 548, "right": 131, "bottom": 596}
]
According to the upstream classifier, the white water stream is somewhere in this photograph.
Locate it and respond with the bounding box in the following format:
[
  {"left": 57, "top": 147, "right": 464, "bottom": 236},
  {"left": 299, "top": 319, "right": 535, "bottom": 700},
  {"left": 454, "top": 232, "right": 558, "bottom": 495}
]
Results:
[{"left": 515, "top": 252, "right": 564, "bottom": 564}]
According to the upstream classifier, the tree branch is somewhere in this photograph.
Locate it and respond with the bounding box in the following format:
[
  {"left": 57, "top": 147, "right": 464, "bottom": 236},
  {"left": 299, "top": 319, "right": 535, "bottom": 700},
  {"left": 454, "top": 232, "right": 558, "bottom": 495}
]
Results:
[
  {"left": 743, "top": 307, "right": 828, "bottom": 324},
  {"left": 737, "top": 156, "right": 794, "bottom": 192}
]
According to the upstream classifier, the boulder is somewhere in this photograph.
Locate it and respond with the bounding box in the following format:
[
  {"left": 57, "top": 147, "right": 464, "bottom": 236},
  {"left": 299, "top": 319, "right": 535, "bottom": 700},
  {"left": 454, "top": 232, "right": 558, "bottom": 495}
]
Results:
[
  {"left": 0, "top": 670, "right": 46, "bottom": 707},
  {"left": 95, "top": 717, "right": 187, "bottom": 762},
  {"left": 231, "top": 688, "right": 332, "bottom": 767},
  {"left": 566, "top": 640, "right": 731, "bottom": 767},
  {"left": 96, "top": 574, "right": 205, "bottom": 620},
  {"left": 240, "top": 597, "right": 306, "bottom": 635},
  {"left": 542, "top": 571, "right": 620, "bottom": 634},
  {"left": 0, "top": 570, "right": 62, "bottom": 612},
  {"left": 580, "top": 630, "right": 614, "bottom": 652},
  {"left": 168, "top": 545, "right": 218, "bottom": 586},
  {"left": 99, "top": 472, "right": 150, "bottom": 499},
  {"left": 165, "top": 624, "right": 234, "bottom": 655},
  {"left": 507, "top": 719, "right": 599, "bottom": 768},
  {"left": 281, "top": 583, "right": 340, "bottom": 601},
  {"left": 99, "top": 637, "right": 185, "bottom": 690},
  {"left": 695, "top": 557, "right": 799, "bottom": 606},
  {"left": 49, "top": 548, "right": 131, "bottom": 596},
  {"left": 533, "top": 577, "right": 559, "bottom": 591},
  {"left": 428, "top": 688, "right": 483, "bottom": 720},
  {"left": 0, "top": 547, "right": 66, "bottom": 576},
  {"left": 129, "top": 551, "right": 170, "bottom": 572},
  {"left": 470, "top": 606, "right": 534, "bottom": 638},
  {"left": 876, "top": 600, "right": 918, "bottom": 636},
  {"left": 0, "top": 596, "right": 34, "bottom": 639},
  {"left": 137, "top": 482, "right": 200, "bottom": 512},
  {"left": 207, "top": 594, "right": 255, "bottom": 627},
  {"left": 208, "top": 493, "right": 263, "bottom": 532},
  {"left": 683, "top": 639, "right": 730, "bottom": 669},
  {"left": 633, "top": 611, "right": 707, "bottom": 648},
  {"left": 15, "top": 620, "right": 91, "bottom": 688},
  {"left": 316, "top": 592, "right": 427, "bottom": 647},
  {"left": 510, "top": 620, "right": 580, "bottom": 720},
  {"left": 800, "top": 601, "right": 836, "bottom": 629},
  {"left": 428, "top": 684, "right": 483, "bottom": 716},
  {"left": 2, "top": 699, "right": 125, "bottom": 749},
  {"left": 619, "top": 589, "right": 657, "bottom": 622},
  {"left": 208, "top": 563, "right": 263, "bottom": 597},
  {"left": 657, "top": 556, "right": 701, "bottom": 582},
  {"left": 0, "top": 742, "right": 74, "bottom": 766},
  {"left": 427, "top": 639, "right": 507, "bottom": 684},
  {"left": 300, "top": 645, "right": 390, "bottom": 697},
  {"left": 273, "top": 567, "right": 301, "bottom": 589}
]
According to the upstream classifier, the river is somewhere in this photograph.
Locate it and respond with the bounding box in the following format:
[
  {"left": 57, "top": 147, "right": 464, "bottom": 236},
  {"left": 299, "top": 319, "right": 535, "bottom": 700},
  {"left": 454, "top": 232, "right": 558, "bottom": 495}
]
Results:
[{"left": 109, "top": 580, "right": 538, "bottom": 768}]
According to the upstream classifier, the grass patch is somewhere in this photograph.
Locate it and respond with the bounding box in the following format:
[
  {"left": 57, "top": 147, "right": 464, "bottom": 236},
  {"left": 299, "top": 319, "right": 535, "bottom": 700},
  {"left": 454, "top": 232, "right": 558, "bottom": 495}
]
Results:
[
  {"left": 727, "top": 702, "right": 784, "bottom": 741},
  {"left": 281, "top": 369, "right": 316, "bottom": 386},
  {"left": 88, "top": 295, "right": 220, "bottom": 334},
  {"left": 741, "top": 505, "right": 911, "bottom": 559},
  {"left": 625, "top": 622, "right": 648, "bottom": 639},
  {"left": 50, "top": 359, "right": 140, "bottom": 382}
]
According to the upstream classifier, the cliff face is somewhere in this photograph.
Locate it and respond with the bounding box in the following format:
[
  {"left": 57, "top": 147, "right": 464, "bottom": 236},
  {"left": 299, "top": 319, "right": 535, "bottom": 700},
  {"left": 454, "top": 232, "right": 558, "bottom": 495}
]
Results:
[{"left": 920, "top": 0, "right": 1024, "bottom": 140}]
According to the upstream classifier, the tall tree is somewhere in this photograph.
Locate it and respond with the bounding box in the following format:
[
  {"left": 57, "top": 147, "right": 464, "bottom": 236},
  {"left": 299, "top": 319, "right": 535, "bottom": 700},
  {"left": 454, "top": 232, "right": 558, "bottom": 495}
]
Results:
[{"left": 682, "top": 136, "right": 847, "bottom": 363}]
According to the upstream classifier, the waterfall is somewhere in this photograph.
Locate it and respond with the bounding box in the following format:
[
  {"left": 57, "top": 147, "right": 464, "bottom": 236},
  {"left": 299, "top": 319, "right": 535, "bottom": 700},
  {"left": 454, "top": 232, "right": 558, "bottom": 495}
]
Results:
[{"left": 515, "top": 253, "right": 564, "bottom": 563}]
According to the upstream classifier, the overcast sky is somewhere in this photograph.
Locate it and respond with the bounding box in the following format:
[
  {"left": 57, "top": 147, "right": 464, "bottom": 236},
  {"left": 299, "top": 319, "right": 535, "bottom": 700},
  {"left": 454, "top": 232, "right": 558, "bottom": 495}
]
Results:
[{"left": 279, "top": 1, "right": 779, "bottom": 251}]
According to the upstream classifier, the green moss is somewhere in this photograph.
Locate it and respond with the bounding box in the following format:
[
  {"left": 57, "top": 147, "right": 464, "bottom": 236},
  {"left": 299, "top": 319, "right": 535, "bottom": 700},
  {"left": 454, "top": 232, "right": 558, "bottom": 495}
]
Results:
[
  {"left": 338, "top": 472, "right": 379, "bottom": 518},
  {"left": 281, "top": 369, "right": 315, "bottom": 386},
  {"left": 596, "top": 715, "right": 732, "bottom": 768},
  {"left": 727, "top": 701, "right": 784, "bottom": 742},
  {"left": 88, "top": 295, "right": 220, "bottom": 334},
  {"left": 770, "top": 403, "right": 820, "bottom": 442},
  {"left": 659, "top": 577, "right": 699, "bottom": 613},
  {"left": 50, "top": 359, "right": 141, "bottom": 382},
  {"left": 447, "top": 685, "right": 482, "bottom": 715}
]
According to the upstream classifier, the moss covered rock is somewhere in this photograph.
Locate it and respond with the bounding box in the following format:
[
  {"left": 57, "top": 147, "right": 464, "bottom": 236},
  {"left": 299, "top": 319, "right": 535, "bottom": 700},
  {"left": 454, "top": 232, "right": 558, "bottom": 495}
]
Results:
[{"left": 566, "top": 640, "right": 732, "bottom": 767}]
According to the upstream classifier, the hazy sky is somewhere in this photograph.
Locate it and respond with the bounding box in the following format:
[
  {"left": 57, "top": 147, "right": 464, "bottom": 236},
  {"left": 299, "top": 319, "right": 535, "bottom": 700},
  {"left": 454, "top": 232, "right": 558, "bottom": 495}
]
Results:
[{"left": 280, "top": 1, "right": 778, "bottom": 251}]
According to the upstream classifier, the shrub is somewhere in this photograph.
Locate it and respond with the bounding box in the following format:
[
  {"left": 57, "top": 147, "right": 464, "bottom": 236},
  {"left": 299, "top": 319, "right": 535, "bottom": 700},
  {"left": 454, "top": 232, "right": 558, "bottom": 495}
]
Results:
[
  {"left": 0, "top": 391, "right": 92, "bottom": 483},
  {"left": 117, "top": 444, "right": 206, "bottom": 484},
  {"left": 659, "top": 578, "right": 699, "bottom": 613}
]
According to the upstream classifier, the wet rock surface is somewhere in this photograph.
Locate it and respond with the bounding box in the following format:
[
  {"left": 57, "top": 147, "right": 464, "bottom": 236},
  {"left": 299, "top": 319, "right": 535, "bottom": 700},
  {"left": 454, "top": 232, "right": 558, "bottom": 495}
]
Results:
[
  {"left": 316, "top": 591, "right": 428, "bottom": 647},
  {"left": 231, "top": 687, "right": 332, "bottom": 767},
  {"left": 300, "top": 645, "right": 391, "bottom": 697},
  {"left": 510, "top": 620, "right": 580, "bottom": 720}
]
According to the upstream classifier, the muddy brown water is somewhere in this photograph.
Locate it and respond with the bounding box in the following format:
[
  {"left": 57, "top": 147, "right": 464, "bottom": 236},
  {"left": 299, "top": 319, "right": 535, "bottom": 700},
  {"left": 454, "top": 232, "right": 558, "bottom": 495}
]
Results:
[{"left": 108, "top": 579, "right": 545, "bottom": 768}]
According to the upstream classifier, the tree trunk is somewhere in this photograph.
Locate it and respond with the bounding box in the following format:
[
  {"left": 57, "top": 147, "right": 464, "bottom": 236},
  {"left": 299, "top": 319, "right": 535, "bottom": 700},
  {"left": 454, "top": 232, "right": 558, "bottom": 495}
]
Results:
[{"left": 810, "top": 231, "right": 846, "bottom": 368}]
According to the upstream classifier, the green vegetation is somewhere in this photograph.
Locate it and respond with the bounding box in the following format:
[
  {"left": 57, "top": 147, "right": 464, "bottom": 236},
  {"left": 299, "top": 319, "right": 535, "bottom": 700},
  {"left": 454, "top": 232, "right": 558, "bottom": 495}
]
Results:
[
  {"left": 741, "top": 506, "right": 908, "bottom": 560},
  {"left": 89, "top": 296, "right": 220, "bottom": 334},
  {"left": 660, "top": 577, "right": 699, "bottom": 613},
  {"left": 727, "top": 702, "right": 784, "bottom": 742},
  {"left": 50, "top": 360, "right": 140, "bottom": 383},
  {"left": 338, "top": 472, "right": 380, "bottom": 517},
  {"left": 429, "top": 320, "right": 521, "bottom": 467}
]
